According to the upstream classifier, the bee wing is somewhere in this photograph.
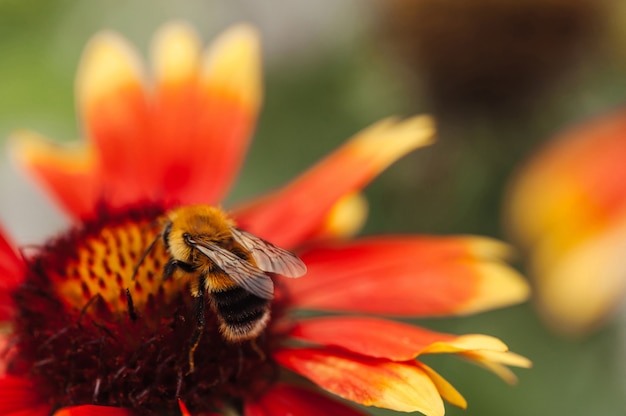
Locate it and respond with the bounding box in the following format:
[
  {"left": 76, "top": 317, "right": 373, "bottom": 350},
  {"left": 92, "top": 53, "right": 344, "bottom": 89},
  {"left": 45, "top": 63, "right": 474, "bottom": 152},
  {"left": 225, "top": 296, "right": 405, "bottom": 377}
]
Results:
[
  {"left": 189, "top": 238, "right": 275, "bottom": 300},
  {"left": 231, "top": 228, "right": 307, "bottom": 278}
]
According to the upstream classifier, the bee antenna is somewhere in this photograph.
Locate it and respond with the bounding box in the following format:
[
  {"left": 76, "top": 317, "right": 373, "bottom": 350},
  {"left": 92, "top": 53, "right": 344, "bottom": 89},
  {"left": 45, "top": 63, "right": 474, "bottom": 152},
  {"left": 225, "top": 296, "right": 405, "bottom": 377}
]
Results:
[{"left": 131, "top": 232, "right": 161, "bottom": 281}]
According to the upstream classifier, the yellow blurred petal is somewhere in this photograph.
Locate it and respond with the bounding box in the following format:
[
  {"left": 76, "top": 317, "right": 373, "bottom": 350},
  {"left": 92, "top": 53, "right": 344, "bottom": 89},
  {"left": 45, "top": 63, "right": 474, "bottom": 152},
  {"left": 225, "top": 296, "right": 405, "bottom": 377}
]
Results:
[
  {"left": 419, "top": 362, "right": 467, "bottom": 409},
  {"left": 151, "top": 21, "right": 201, "bottom": 85},
  {"left": 200, "top": 23, "right": 262, "bottom": 115},
  {"left": 317, "top": 192, "right": 369, "bottom": 239},
  {"left": 457, "top": 261, "right": 530, "bottom": 315},
  {"left": 532, "top": 214, "right": 626, "bottom": 335},
  {"left": 76, "top": 30, "right": 146, "bottom": 115}
]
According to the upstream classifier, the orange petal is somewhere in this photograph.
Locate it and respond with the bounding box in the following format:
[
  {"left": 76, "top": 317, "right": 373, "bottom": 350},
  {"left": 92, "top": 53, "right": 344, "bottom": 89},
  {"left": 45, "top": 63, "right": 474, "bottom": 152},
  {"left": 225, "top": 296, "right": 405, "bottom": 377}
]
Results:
[
  {"left": 173, "top": 23, "right": 262, "bottom": 206},
  {"left": 146, "top": 23, "right": 262, "bottom": 206},
  {"left": 233, "top": 115, "right": 436, "bottom": 248},
  {"left": 245, "top": 383, "right": 368, "bottom": 416},
  {"left": 10, "top": 131, "right": 100, "bottom": 220},
  {"left": 53, "top": 405, "right": 133, "bottom": 416},
  {"left": 506, "top": 109, "right": 626, "bottom": 250},
  {"left": 0, "top": 225, "right": 26, "bottom": 321},
  {"left": 282, "top": 236, "right": 529, "bottom": 316},
  {"left": 76, "top": 29, "right": 151, "bottom": 212},
  {"left": 0, "top": 376, "right": 46, "bottom": 414},
  {"left": 289, "top": 316, "right": 509, "bottom": 361},
  {"left": 505, "top": 108, "right": 626, "bottom": 335},
  {"left": 274, "top": 347, "right": 444, "bottom": 415}
]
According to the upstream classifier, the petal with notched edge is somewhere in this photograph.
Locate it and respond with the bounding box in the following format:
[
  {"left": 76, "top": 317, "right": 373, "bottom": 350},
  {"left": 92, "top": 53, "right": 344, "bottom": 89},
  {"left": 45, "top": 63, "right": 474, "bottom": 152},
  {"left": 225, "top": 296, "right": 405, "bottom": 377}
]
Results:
[
  {"left": 233, "top": 116, "right": 436, "bottom": 248},
  {"left": 13, "top": 23, "right": 262, "bottom": 219},
  {"left": 282, "top": 236, "right": 529, "bottom": 316},
  {"left": 10, "top": 131, "right": 100, "bottom": 221},
  {"left": 245, "top": 384, "right": 368, "bottom": 416},
  {"left": 274, "top": 347, "right": 444, "bottom": 415},
  {"left": 76, "top": 30, "right": 150, "bottom": 214},
  {"left": 148, "top": 23, "right": 262, "bottom": 207},
  {"left": 289, "top": 316, "right": 508, "bottom": 361}
]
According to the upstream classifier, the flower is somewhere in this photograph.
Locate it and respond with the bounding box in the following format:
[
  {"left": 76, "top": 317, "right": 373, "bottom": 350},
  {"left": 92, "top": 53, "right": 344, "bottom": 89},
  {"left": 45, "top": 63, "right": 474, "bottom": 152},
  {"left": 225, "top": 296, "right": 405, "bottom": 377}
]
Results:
[
  {"left": 1, "top": 21, "right": 531, "bottom": 415},
  {"left": 504, "top": 108, "right": 626, "bottom": 336}
]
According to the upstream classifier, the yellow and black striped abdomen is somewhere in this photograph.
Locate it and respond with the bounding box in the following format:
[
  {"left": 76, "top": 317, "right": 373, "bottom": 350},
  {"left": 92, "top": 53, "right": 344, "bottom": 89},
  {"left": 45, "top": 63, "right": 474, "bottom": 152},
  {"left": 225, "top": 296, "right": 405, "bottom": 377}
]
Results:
[{"left": 209, "top": 285, "right": 271, "bottom": 342}]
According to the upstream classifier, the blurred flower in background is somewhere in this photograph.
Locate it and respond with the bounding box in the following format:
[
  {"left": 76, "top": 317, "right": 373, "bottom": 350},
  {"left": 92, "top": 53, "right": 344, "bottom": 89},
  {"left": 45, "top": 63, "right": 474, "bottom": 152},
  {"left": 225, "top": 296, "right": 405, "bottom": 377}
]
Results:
[
  {"left": 0, "top": 21, "right": 530, "bottom": 416},
  {"left": 380, "top": 0, "right": 605, "bottom": 119},
  {"left": 505, "top": 108, "right": 626, "bottom": 336}
]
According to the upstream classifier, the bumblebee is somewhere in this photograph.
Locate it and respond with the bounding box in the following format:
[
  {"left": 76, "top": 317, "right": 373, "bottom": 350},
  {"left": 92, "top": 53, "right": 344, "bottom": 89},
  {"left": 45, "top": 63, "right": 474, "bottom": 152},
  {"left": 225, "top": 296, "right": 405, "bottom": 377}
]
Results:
[{"left": 136, "top": 205, "right": 306, "bottom": 372}]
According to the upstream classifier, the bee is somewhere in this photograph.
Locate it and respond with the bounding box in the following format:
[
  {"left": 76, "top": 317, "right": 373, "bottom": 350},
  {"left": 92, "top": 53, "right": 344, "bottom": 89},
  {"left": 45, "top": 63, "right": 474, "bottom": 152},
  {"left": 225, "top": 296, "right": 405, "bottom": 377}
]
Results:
[{"left": 134, "top": 205, "right": 306, "bottom": 372}]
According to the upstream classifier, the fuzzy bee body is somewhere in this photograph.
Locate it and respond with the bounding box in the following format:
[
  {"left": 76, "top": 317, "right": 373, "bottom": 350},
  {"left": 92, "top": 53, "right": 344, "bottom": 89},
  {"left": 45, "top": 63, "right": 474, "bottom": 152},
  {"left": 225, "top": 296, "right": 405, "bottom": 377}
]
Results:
[{"left": 150, "top": 205, "right": 306, "bottom": 371}]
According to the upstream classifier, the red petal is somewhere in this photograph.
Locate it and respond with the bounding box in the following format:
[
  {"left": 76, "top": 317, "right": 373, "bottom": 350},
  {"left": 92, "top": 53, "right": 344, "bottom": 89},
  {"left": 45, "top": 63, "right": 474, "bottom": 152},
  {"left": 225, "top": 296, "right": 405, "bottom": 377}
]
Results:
[
  {"left": 0, "top": 376, "right": 45, "bottom": 414},
  {"left": 282, "top": 236, "right": 528, "bottom": 316},
  {"left": 53, "top": 405, "right": 133, "bottom": 416},
  {"left": 76, "top": 31, "right": 151, "bottom": 212},
  {"left": 6, "top": 406, "right": 50, "bottom": 416},
  {"left": 144, "top": 24, "right": 262, "bottom": 207},
  {"left": 0, "top": 226, "right": 25, "bottom": 320},
  {"left": 274, "top": 347, "right": 444, "bottom": 415},
  {"left": 289, "top": 316, "right": 456, "bottom": 360},
  {"left": 178, "top": 399, "right": 191, "bottom": 416},
  {"left": 10, "top": 133, "right": 101, "bottom": 220},
  {"left": 245, "top": 383, "right": 367, "bottom": 416},
  {"left": 233, "top": 116, "right": 435, "bottom": 248}
]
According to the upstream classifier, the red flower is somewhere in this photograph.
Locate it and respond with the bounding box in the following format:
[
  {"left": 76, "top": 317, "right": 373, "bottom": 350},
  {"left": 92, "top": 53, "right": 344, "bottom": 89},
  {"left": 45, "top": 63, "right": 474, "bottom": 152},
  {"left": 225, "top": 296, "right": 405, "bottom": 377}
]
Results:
[{"left": 1, "top": 22, "right": 530, "bottom": 415}]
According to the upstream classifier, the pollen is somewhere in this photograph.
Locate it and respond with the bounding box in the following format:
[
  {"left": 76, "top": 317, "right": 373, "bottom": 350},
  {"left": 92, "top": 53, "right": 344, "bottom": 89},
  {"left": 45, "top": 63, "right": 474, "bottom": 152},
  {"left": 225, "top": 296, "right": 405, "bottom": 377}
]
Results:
[{"left": 8, "top": 205, "right": 282, "bottom": 413}]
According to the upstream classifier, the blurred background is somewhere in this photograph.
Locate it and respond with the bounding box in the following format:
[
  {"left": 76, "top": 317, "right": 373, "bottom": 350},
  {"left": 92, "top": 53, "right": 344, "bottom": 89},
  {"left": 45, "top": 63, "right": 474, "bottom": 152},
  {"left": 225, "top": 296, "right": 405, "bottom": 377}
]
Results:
[{"left": 1, "top": 0, "right": 626, "bottom": 414}]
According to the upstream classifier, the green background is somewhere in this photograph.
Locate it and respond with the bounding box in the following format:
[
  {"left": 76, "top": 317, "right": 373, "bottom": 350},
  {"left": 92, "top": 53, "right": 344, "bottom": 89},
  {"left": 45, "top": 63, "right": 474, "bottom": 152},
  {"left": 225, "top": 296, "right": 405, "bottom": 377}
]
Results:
[{"left": 2, "top": 1, "right": 626, "bottom": 415}]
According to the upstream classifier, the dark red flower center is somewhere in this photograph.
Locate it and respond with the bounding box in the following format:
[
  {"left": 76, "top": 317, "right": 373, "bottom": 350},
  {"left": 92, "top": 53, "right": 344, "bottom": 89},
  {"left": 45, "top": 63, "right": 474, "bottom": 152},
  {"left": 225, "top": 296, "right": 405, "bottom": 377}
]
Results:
[{"left": 8, "top": 204, "right": 287, "bottom": 414}]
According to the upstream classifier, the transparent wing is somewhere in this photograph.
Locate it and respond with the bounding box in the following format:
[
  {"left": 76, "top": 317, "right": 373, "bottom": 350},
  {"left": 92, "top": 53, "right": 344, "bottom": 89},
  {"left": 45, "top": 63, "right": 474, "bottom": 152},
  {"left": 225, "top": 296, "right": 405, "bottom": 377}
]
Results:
[
  {"left": 188, "top": 237, "right": 274, "bottom": 300},
  {"left": 231, "top": 228, "right": 307, "bottom": 278}
]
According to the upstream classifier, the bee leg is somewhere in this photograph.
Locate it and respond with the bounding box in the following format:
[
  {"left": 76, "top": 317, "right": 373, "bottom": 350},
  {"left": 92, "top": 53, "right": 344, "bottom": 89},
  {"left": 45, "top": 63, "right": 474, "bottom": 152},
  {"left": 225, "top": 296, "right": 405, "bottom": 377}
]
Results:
[
  {"left": 187, "top": 276, "right": 206, "bottom": 374},
  {"left": 163, "top": 259, "right": 195, "bottom": 282},
  {"left": 250, "top": 338, "right": 266, "bottom": 361},
  {"left": 125, "top": 288, "right": 137, "bottom": 321}
]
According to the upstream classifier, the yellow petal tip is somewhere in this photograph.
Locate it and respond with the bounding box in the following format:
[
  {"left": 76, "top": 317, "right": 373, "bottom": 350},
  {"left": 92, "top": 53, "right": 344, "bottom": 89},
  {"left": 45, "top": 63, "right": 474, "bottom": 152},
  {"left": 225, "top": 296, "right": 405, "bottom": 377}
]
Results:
[
  {"left": 9, "top": 130, "right": 93, "bottom": 173},
  {"left": 76, "top": 30, "right": 145, "bottom": 110},
  {"left": 152, "top": 21, "right": 202, "bottom": 84},
  {"left": 202, "top": 23, "right": 262, "bottom": 113},
  {"left": 320, "top": 192, "right": 369, "bottom": 239},
  {"left": 460, "top": 262, "right": 531, "bottom": 315},
  {"left": 348, "top": 115, "right": 436, "bottom": 174}
]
